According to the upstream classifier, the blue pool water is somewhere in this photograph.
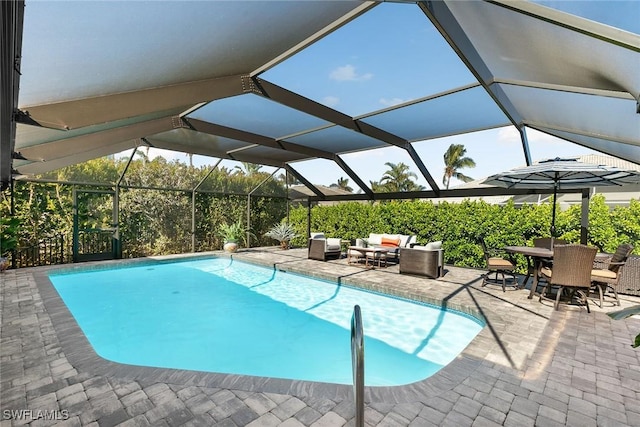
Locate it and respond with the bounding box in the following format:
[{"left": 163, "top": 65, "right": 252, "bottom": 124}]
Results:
[{"left": 49, "top": 257, "right": 484, "bottom": 386}]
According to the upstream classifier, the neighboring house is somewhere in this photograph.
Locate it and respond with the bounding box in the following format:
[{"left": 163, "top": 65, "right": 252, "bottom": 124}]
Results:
[{"left": 443, "top": 154, "right": 640, "bottom": 208}]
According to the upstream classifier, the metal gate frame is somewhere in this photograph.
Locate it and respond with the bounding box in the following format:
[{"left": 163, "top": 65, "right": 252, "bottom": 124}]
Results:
[{"left": 72, "top": 188, "right": 118, "bottom": 262}]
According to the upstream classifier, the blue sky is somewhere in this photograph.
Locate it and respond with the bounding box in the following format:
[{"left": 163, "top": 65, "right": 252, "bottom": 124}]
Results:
[{"left": 118, "top": 0, "right": 639, "bottom": 190}]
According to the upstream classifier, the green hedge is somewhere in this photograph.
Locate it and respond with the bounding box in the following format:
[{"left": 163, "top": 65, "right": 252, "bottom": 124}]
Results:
[{"left": 288, "top": 195, "right": 640, "bottom": 274}]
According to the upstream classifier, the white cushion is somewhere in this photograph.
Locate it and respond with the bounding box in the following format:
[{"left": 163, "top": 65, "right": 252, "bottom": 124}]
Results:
[
  {"left": 425, "top": 241, "right": 442, "bottom": 250},
  {"left": 325, "top": 238, "right": 342, "bottom": 251},
  {"left": 348, "top": 248, "right": 365, "bottom": 258},
  {"left": 368, "top": 233, "right": 383, "bottom": 245},
  {"left": 310, "top": 232, "right": 325, "bottom": 239}
]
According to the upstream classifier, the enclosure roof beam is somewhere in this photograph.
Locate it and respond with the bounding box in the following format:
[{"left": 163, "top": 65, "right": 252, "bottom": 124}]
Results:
[
  {"left": 184, "top": 117, "right": 337, "bottom": 160},
  {"left": 193, "top": 158, "right": 222, "bottom": 192},
  {"left": 253, "top": 78, "right": 410, "bottom": 150},
  {"left": 249, "top": 167, "right": 281, "bottom": 196},
  {"left": 307, "top": 185, "right": 586, "bottom": 202},
  {"left": 285, "top": 164, "right": 325, "bottom": 200},
  {"left": 334, "top": 155, "right": 374, "bottom": 199}
]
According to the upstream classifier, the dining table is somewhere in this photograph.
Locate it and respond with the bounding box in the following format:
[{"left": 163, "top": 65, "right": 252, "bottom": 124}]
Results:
[
  {"left": 504, "top": 246, "right": 553, "bottom": 299},
  {"left": 504, "top": 245, "right": 610, "bottom": 299}
]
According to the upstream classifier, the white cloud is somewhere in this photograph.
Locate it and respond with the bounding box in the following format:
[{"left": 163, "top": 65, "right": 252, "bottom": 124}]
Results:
[
  {"left": 498, "top": 126, "right": 565, "bottom": 145},
  {"left": 379, "top": 97, "right": 404, "bottom": 107},
  {"left": 497, "top": 126, "right": 519, "bottom": 143},
  {"left": 322, "top": 96, "right": 340, "bottom": 107},
  {"left": 329, "top": 64, "right": 373, "bottom": 82},
  {"left": 527, "top": 128, "right": 563, "bottom": 144}
]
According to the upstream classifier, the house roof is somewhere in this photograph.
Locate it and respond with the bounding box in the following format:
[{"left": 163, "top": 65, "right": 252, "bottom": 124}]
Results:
[{"left": 2, "top": 1, "right": 639, "bottom": 195}]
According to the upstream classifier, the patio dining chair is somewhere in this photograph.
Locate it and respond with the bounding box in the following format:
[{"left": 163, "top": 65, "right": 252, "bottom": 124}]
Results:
[
  {"left": 478, "top": 236, "right": 519, "bottom": 292},
  {"left": 526, "top": 237, "right": 567, "bottom": 291},
  {"left": 533, "top": 237, "right": 567, "bottom": 250},
  {"left": 539, "top": 244, "right": 597, "bottom": 312},
  {"left": 590, "top": 243, "right": 634, "bottom": 307}
]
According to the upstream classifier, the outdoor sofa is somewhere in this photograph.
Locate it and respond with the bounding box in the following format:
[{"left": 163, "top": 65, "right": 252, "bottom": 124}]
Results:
[{"left": 350, "top": 233, "right": 417, "bottom": 263}]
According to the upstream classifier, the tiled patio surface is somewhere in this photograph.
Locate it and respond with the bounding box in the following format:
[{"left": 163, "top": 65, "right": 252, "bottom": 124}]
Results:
[{"left": 1, "top": 247, "right": 640, "bottom": 426}]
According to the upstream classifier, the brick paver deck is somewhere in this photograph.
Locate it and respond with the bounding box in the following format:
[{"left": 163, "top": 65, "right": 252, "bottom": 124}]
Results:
[{"left": 1, "top": 247, "right": 639, "bottom": 426}]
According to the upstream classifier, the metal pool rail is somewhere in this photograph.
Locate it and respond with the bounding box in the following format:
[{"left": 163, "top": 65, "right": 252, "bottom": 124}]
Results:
[{"left": 351, "top": 304, "right": 364, "bottom": 427}]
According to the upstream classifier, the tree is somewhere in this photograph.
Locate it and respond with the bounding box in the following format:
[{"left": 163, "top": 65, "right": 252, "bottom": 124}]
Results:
[
  {"left": 234, "top": 162, "right": 262, "bottom": 176},
  {"left": 278, "top": 172, "right": 300, "bottom": 186},
  {"left": 379, "top": 162, "right": 424, "bottom": 192},
  {"left": 330, "top": 177, "right": 353, "bottom": 192},
  {"left": 443, "top": 144, "right": 476, "bottom": 189}
]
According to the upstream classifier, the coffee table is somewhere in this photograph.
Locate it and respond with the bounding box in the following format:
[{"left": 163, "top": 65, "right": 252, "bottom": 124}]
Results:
[{"left": 348, "top": 246, "right": 389, "bottom": 268}]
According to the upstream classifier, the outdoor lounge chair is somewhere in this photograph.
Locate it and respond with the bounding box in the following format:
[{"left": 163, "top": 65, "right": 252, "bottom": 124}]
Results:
[
  {"left": 540, "top": 244, "right": 597, "bottom": 312},
  {"left": 399, "top": 241, "right": 444, "bottom": 278},
  {"left": 478, "top": 237, "right": 518, "bottom": 291},
  {"left": 308, "top": 233, "right": 342, "bottom": 261},
  {"left": 590, "top": 243, "right": 634, "bottom": 307},
  {"left": 399, "top": 247, "right": 440, "bottom": 278}
]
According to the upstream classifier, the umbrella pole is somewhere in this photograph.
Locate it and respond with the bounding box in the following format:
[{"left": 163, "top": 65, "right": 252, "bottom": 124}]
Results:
[{"left": 550, "top": 183, "right": 558, "bottom": 238}]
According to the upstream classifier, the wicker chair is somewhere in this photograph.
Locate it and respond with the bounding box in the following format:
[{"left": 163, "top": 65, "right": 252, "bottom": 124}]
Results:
[
  {"left": 533, "top": 237, "right": 567, "bottom": 250},
  {"left": 478, "top": 237, "right": 518, "bottom": 292},
  {"left": 525, "top": 237, "right": 567, "bottom": 292},
  {"left": 590, "top": 243, "right": 634, "bottom": 307},
  {"left": 307, "top": 233, "right": 342, "bottom": 261},
  {"left": 399, "top": 247, "right": 441, "bottom": 278},
  {"left": 539, "top": 244, "right": 597, "bottom": 312}
]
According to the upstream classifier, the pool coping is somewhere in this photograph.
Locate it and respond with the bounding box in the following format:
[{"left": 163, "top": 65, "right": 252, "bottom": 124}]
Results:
[{"left": 33, "top": 251, "right": 506, "bottom": 404}]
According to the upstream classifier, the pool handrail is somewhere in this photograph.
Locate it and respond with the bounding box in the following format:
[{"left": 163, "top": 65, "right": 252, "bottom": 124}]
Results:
[{"left": 351, "top": 304, "right": 364, "bottom": 427}]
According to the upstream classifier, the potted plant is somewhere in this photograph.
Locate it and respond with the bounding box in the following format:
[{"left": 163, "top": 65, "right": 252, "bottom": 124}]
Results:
[
  {"left": 264, "top": 222, "right": 298, "bottom": 250},
  {"left": 218, "top": 220, "right": 253, "bottom": 253},
  {"left": 1, "top": 217, "right": 20, "bottom": 272}
]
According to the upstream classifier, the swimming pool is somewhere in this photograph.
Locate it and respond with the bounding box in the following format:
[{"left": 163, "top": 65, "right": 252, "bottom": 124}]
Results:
[{"left": 49, "top": 257, "right": 484, "bottom": 386}]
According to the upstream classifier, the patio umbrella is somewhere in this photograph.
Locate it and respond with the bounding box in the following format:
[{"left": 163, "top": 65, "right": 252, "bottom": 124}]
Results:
[{"left": 482, "top": 157, "right": 640, "bottom": 237}]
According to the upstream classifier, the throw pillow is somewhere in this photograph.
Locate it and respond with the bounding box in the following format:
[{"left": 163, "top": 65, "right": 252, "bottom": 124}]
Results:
[{"left": 381, "top": 237, "right": 401, "bottom": 247}]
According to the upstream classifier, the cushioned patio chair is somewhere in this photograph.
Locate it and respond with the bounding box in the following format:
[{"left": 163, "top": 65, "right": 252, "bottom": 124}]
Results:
[
  {"left": 590, "top": 243, "right": 634, "bottom": 307},
  {"left": 478, "top": 237, "right": 518, "bottom": 292},
  {"left": 525, "top": 237, "right": 566, "bottom": 292},
  {"left": 533, "top": 237, "right": 567, "bottom": 250},
  {"left": 399, "top": 241, "right": 444, "bottom": 278},
  {"left": 308, "top": 232, "right": 342, "bottom": 261},
  {"left": 539, "top": 244, "right": 597, "bottom": 312}
]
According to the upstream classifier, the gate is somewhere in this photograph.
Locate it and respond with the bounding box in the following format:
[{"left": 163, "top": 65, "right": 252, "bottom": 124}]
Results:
[{"left": 73, "top": 188, "right": 119, "bottom": 262}]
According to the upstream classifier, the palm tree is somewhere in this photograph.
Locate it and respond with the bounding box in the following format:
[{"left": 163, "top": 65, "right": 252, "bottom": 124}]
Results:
[
  {"left": 233, "top": 162, "right": 262, "bottom": 176},
  {"left": 442, "top": 144, "right": 476, "bottom": 189},
  {"left": 369, "top": 180, "right": 385, "bottom": 192},
  {"left": 278, "top": 172, "right": 300, "bottom": 186},
  {"left": 379, "top": 162, "right": 424, "bottom": 192},
  {"left": 330, "top": 177, "right": 353, "bottom": 192}
]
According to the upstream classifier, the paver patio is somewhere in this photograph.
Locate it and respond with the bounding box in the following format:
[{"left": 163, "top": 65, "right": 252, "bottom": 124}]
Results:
[{"left": 1, "top": 247, "right": 639, "bottom": 426}]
